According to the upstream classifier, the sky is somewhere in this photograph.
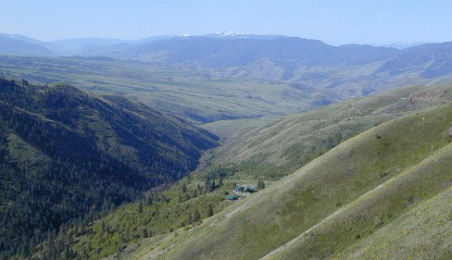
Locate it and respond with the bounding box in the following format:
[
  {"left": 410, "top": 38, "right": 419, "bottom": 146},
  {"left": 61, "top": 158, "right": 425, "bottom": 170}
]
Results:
[{"left": 1, "top": 0, "right": 451, "bottom": 45}]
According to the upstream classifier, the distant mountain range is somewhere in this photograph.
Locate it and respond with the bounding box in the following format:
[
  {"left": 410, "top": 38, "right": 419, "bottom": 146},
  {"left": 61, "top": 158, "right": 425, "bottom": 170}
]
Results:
[
  {"left": 0, "top": 32, "right": 440, "bottom": 58},
  {"left": 383, "top": 42, "right": 427, "bottom": 49},
  {"left": 0, "top": 33, "right": 181, "bottom": 56},
  {"left": 1, "top": 32, "right": 451, "bottom": 83}
]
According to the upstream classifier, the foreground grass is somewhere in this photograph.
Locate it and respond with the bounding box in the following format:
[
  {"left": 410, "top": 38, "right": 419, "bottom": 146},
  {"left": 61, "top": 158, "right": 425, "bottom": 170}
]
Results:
[
  {"left": 334, "top": 185, "right": 452, "bottom": 260},
  {"left": 268, "top": 139, "right": 452, "bottom": 259}
]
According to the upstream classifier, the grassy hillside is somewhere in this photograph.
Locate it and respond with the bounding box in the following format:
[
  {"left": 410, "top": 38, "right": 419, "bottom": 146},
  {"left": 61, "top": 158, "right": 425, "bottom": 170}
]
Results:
[
  {"left": 147, "top": 99, "right": 452, "bottom": 259},
  {"left": 0, "top": 78, "right": 217, "bottom": 259},
  {"left": 203, "top": 84, "right": 452, "bottom": 180},
  {"left": 334, "top": 185, "right": 452, "bottom": 259}
]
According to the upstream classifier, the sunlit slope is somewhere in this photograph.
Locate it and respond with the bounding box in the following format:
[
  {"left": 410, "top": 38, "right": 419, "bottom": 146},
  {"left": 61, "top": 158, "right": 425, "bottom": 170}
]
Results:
[
  {"left": 153, "top": 102, "right": 452, "bottom": 260},
  {"left": 203, "top": 84, "right": 452, "bottom": 179},
  {"left": 264, "top": 138, "right": 452, "bottom": 259},
  {"left": 334, "top": 186, "right": 452, "bottom": 260}
]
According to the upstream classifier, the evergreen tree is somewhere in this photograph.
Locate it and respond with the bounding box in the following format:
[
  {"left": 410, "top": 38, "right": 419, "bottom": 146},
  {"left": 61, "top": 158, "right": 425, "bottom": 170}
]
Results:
[
  {"left": 257, "top": 178, "right": 265, "bottom": 190},
  {"left": 207, "top": 204, "right": 214, "bottom": 216},
  {"left": 187, "top": 212, "right": 193, "bottom": 224},
  {"left": 193, "top": 209, "right": 201, "bottom": 222},
  {"left": 138, "top": 201, "right": 143, "bottom": 213},
  {"left": 211, "top": 179, "right": 216, "bottom": 191},
  {"left": 204, "top": 176, "right": 211, "bottom": 193}
]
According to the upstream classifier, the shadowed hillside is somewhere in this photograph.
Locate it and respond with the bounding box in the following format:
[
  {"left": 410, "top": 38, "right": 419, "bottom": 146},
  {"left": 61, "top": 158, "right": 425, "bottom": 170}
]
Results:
[{"left": 0, "top": 78, "right": 217, "bottom": 259}]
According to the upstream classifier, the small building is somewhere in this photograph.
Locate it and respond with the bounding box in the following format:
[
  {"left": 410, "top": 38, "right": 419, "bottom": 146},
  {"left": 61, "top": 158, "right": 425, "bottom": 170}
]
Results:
[{"left": 234, "top": 185, "right": 256, "bottom": 193}]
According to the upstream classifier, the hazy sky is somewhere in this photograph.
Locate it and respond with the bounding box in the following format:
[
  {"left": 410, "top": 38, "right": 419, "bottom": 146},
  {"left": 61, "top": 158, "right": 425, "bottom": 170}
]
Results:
[{"left": 1, "top": 0, "right": 451, "bottom": 45}]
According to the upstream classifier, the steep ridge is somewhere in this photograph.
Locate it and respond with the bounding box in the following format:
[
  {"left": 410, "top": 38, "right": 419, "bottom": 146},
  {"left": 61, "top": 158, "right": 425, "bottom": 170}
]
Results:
[
  {"left": 152, "top": 101, "right": 452, "bottom": 259},
  {"left": 0, "top": 78, "right": 217, "bottom": 259}
]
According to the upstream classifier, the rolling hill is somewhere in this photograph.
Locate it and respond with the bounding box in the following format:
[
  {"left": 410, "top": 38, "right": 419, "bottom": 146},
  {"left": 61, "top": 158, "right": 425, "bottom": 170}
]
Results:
[
  {"left": 0, "top": 55, "right": 335, "bottom": 123},
  {"left": 2, "top": 52, "right": 452, "bottom": 125},
  {"left": 0, "top": 78, "right": 217, "bottom": 259}
]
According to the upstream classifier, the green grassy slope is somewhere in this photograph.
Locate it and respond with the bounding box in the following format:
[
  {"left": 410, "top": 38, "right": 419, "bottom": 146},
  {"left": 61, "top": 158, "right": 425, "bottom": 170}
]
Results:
[
  {"left": 334, "top": 185, "right": 452, "bottom": 260},
  {"left": 0, "top": 78, "right": 217, "bottom": 259},
  {"left": 150, "top": 101, "right": 452, "bottom": 260},
  {"left": 265, "top": 131, "right": 452, "bottom": 259},
  {"left": 203, "top": 84, "right": 452, "bottom": 180}
]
